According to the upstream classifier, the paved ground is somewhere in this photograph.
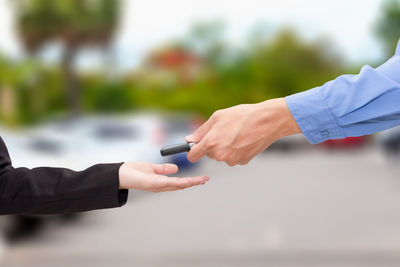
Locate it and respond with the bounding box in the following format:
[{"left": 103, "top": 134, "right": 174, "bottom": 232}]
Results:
[{"left": 2, "top": 147, "right": 400, "bottom": 267}]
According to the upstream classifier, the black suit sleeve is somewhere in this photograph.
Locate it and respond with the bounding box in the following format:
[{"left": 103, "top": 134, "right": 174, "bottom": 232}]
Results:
[{"left": 0, "top": 137, "right": 128, "bottom": 215}]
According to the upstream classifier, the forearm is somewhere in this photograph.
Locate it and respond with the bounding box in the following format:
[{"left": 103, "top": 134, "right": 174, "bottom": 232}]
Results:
[
  {"left": 256, "top": 98, "right": 301, "bottom": 141},
  {"left": 0, "top": 137, "right": 128, "bottom": 215},
  {"left": 0, "top": 163, "right": 128, "bottom": 215}
]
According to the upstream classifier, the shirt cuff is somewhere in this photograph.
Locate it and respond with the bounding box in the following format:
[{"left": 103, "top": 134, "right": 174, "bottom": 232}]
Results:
[{"left": 285, "top": 86, "right": 345, "bottom": 144}]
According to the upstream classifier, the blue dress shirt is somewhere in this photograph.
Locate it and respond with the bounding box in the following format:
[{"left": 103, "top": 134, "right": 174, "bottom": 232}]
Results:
[{"left": 286, "top": 40, "right": 400, "bottom": 144}]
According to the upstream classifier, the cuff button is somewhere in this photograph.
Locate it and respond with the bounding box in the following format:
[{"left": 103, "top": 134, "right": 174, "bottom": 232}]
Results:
[{"left": 321, "top": 130, "right": 329, "bottom": 138}]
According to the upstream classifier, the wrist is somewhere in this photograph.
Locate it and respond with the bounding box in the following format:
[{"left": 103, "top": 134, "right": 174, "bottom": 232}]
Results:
[
  {"left": 118, "top": 163, "right": 128, "bottom": 189},
  {"left": 258, "top": 98, "right": 301, "bottom": 140}
]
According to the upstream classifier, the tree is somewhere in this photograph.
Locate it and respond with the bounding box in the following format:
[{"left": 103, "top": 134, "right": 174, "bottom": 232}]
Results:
[
  {"left": 221, "top": 29, "right": 343, "bottom": 99},
  {"left": 375, "top": 0, "right": 400, "bottom": 58},
  {"left": 184, "top": 20, "right": 228, "bottom": 66},
  {"left": 11, "top": 0, "right": 121, "bottom": 115}
]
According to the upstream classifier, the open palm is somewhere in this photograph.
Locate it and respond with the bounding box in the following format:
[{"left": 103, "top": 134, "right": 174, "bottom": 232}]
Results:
[{"left": 119, "top": 162, "right": 209, "bottom": 192}]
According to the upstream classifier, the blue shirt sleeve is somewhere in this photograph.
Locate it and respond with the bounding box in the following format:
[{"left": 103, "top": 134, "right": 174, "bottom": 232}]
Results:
[{"left": 285, "top": 40, "right": 400, "bottom": 144}]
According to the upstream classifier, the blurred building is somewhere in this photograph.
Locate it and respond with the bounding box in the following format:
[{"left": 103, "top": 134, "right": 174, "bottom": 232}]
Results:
[{"left": 134, "top": 45, "right": 208, "bottom": 89}]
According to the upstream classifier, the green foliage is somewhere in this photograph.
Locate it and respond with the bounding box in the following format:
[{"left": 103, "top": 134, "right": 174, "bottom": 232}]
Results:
[
  {"left": 11, "top": 0, "right": 120, "bottom": 51},
  {"left": 242, "top": 29, "right": 342, "bottom": 97},
  {"left": 375, "top": 0, "right": 400, "bottom": 58},
  {"left": 6, "top": 0, "right": 399, "bottom": 125},
  {"left": 82, "top": 76, "right": 138, "bottom": 113},
  {"left": 133, "top": 28, "right": 343, "bottom": 117},
  {"left": 16, "top": 67, "right": 67, "bottom": 124},
  {"left": 0, "top": 57, "right": 68, "bottom": 125},
  {"left": 0, "top": 26, "right": 345, "bottom": 124},
  {"left": 184, "top": 20, "right": 228, "bottom": 65},
  {"left": 10, "top": 0, "right": 121, "bottom": 115}
]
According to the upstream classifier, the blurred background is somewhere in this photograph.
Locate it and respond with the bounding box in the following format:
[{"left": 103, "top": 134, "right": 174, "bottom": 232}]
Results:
[{"left": 1, "top": 0, "right": 400, "bottom": 266}]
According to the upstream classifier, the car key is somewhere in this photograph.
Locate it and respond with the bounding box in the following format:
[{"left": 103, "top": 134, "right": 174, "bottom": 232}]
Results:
[{"left": 160, "top": 142, "right": 195, "bottom": 157}]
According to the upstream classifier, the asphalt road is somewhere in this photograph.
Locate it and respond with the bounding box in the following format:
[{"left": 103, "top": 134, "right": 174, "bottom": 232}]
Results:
[{"left": 2, "top": 147, "right": 400, "bottom": 267}]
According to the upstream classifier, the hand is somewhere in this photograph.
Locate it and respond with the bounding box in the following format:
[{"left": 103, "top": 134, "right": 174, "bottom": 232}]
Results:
[
  {"left": 186, "top": 98, "right": 301, "bottom": 166},
  {"left": 119, "top": 162, "right": 209, "bottom": 192}
]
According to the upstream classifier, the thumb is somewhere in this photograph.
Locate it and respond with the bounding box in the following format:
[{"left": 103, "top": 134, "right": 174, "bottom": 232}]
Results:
[
  {"left": 152, "top": 163, "right": 179, "bottom": 175},
  {"left": 186, "top": 115, "right": 218, "bottom": 143}
]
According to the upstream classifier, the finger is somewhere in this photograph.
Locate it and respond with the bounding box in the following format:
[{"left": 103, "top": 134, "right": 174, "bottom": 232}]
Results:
[
  {"left": 222, "top": 152, "right": 241, "bottom": 166},
  {"left": 163, "top": 176, "right": 209, "bottom": 188},
  {"left": 185, "top": 115, "right": 218, "bottom": 143},
  {"left": 163, "top": 181, "right": 208, "bottom": 191},
  {"left": 238, "top": 152, "right": 258, "bottom": 165},
  {"left": 226, "top": 160, "right": 238, "bottom": 167},
  {"left": 163, "top": 177, "right": 209, "bottom": 190},
  {"left": 238, "top": 154, "right": 254, "bottom": 165},
  {"left": 187, "top": 140, "right": 207, "bottom": 162},
  {"left": 152, "top": 163, "right": 178, "bottom": 175},
  {"left": 238, "top": 159, "right": 250, "bottom": 165}
]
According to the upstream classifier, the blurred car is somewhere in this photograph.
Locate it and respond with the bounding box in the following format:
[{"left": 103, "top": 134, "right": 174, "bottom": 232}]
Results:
[
  {"left": 5, "top": 113, "right": 164, "bottom": 171},
  {"left": 266, "top": 134, "right": 310, "bottom": 152},
  {"left": 158, "top": 115, "right": 203, "bottom": 170},
  {"left": 376, "top": 126, "right": 400, "bottom": 156},
  {"left": 320, "top": 136, "right": 367, "bottom": 149}
]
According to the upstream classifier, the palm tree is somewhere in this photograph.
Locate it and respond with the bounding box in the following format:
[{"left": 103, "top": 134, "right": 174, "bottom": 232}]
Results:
[{"left": 11, "top": 0, "right": 121, "bottom": 115}]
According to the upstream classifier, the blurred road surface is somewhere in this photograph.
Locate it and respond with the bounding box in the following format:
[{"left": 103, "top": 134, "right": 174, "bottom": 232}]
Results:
[{"left": 3, "top": 147, "right": 400, "bottom": 267}]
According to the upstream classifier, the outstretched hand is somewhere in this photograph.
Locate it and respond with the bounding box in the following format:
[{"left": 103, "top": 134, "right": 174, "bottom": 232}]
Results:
[{"left": 119, "top": 162, "right": 209, "bottom": 192}]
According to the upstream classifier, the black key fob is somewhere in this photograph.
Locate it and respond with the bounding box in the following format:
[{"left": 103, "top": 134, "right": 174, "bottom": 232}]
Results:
[{"left": 160, "top": 142, "right": 195, "bottom": 157}]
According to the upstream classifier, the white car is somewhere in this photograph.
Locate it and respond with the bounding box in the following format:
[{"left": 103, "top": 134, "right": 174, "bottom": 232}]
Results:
[{"left": 2, "top": 113, "right": 164, "bottom": 171}]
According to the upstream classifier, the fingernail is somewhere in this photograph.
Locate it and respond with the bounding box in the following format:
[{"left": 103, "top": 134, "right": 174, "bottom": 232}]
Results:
[{"left": 186, "top": 134, "right": 193, "bottom": 140}]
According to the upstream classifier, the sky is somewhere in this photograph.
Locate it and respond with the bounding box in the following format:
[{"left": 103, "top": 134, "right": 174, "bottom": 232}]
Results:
[{"left": 0, "top": 0, "right": 387, "bottom": 70}]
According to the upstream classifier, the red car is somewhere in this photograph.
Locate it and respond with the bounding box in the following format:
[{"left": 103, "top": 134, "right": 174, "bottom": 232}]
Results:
[{"left": 321, "top": 136, "right": 367, "bottom": 149}]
